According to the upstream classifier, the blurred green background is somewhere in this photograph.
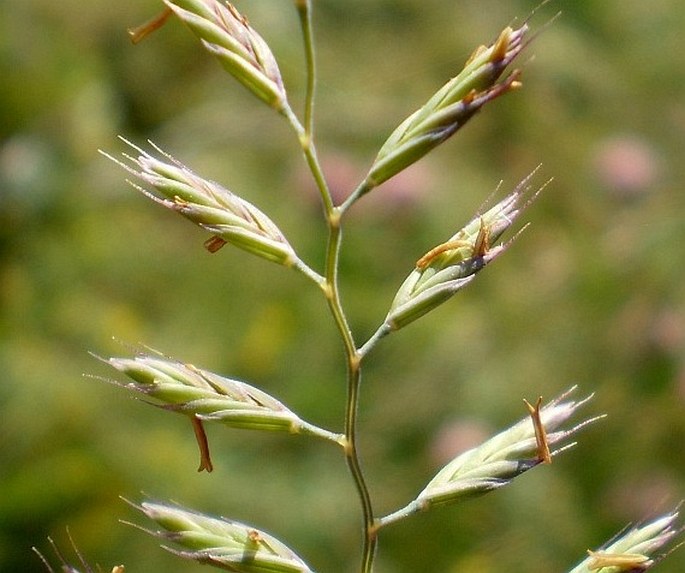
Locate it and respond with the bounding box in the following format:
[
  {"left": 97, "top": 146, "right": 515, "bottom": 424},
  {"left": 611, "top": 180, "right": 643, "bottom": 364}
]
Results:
[{"left": 1, "top": 0, "right": 684, "bottom": 571}]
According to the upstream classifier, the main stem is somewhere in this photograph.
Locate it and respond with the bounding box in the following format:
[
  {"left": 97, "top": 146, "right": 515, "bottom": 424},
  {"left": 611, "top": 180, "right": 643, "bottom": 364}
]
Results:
[
  {"left": 325, "top": 211, "right": 377, "bottom": 573},
  {"left": 280, "top": 108, "right": 379, "bottom": 571},
  {"left": 294, "top": 133, "right": 377, "bottom": 571},
  {"left": 295, "top": 3, "right": 377, "bottom": 570}
]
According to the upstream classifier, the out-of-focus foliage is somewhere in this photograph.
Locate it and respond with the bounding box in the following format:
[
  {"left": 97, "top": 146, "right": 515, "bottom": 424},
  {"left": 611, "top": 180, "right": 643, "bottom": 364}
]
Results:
[{"left": 1, "top": 0, "right": 683, "bottom": 572}]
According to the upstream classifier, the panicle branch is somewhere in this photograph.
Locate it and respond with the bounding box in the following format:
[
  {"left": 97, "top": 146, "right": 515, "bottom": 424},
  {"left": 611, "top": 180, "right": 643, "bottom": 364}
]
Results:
[
  {"left": 345, "top": 24, "right": 528, "bottom": 208},
  {"left": 96, "top": 348, "right": 342, "bottom": 443},
  {"left": 383, "top": 168, "right": 548, "bottom": 332},
  {"left": 165, "top": 0, "right": 287, "bottom": 110},
  {"left": 379, "top": 387, "right": 601, "bottom": 527},
  {"left": 100, "top": 138, "right": 306, "bottom": 269},
  {"left": 127, "top": 499, "right": 317, "bottom": 573}
]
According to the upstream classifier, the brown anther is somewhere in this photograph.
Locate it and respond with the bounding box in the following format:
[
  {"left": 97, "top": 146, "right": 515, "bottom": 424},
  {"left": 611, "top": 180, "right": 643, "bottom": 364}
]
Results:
[
  {"left": 462, "top": 89, "right": 478, "bottom": 105},
  {"left": 416, "top": 239, "right": 471, "bottom": 270},
  {"left": 204, "top": 236, "right": 227, "bottom": 253},
  {"left": 586, "top": 550, "right": 651, "bottom": 571},
  {"left": 127, "top": 7, "right": 173, "bottom": 44},
  {"left": 524, "top": 396, "right": 552, "bottom": 464},
  {"left": 190, "top": 416, "right": 213, "bottom": 472},
  {"left": 491, "top": 26, "right": 513, "bottom": 62},
  {"left": 472, "top": 218, "right": 491, "bottom": 257},
  {"left": 228, "top": 3, "right": 249, "bottom": 26}
]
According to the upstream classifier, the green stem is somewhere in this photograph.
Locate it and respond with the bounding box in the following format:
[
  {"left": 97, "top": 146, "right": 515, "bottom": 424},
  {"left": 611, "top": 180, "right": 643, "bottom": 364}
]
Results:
[
  {"left": 295, "top": 0, "right": 316, "bottom": 138},
  {"left": 291, "top": 5, "right": 377, "bottom": 568},
  {"left": 285, "top": 72, "right": 378, "bottom": 573},
  {"left": 282, "top": 104, "right": 334, "bottom": 215},
  {"left": 358, "top": 323, "right": 392, "bottom": 359},
  {"left": 345, "top": 361, "right": 378, "bottom": 573},
  {"left": 325, "top": 212, "right": 377, "bottom": 573},
  {"left": 339, "top": 179, "right": 375, "bottom": 215},
  {"left": 291, "top": 256, "right": 326, "bottom": 288},
  {"left": 298, "top": 419, "right": 346, "bottom": 445},
  {"left": 376, "top": 500, "right": 422, "bottom": 530}
]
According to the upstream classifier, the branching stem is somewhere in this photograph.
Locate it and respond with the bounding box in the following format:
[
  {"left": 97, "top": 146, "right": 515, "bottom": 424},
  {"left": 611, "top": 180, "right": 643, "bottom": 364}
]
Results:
[
  {"left": 282, "top": 104, "right": 334, "bottom": 216},
  {"left": 325, "top": 213, "right": 377, "bottom": 573},
  {"left": 291, "top": 3, "right": 376, "bottom": 569}
]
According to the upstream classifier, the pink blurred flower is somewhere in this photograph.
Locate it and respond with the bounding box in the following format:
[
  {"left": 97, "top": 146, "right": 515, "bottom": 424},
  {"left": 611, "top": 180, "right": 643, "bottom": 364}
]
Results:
[{"left": 594, "top": 135, "right": 662, "bottom": 198}]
